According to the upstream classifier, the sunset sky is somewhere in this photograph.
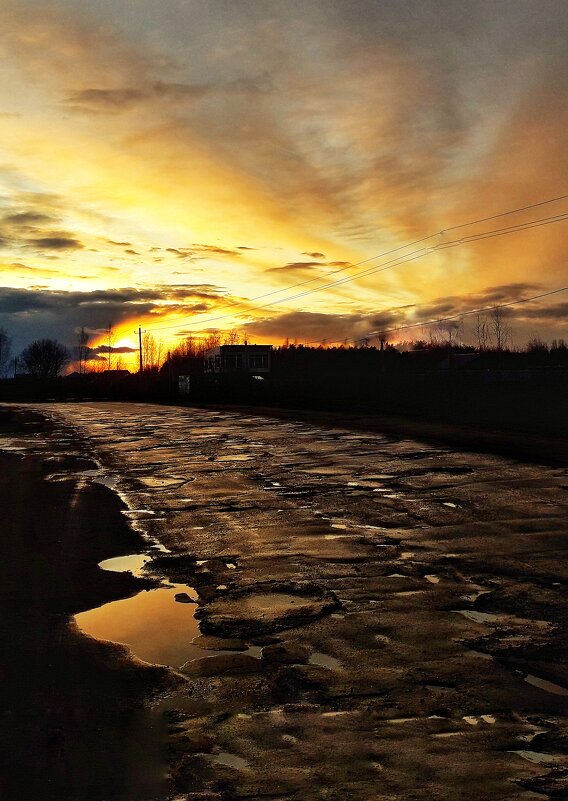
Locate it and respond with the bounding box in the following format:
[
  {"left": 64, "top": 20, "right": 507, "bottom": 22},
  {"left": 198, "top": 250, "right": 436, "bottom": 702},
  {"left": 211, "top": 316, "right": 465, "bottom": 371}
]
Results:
[{"left": 1, "top": 0, "right": 568, "bottom": 366}]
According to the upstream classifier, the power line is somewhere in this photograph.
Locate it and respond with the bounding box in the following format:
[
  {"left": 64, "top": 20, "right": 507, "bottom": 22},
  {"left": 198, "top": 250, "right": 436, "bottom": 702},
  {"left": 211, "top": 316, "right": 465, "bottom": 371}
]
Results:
[
  {"left": 148, "top": 209, "right": 568, "bottom": 333},
  {"left": 147, "top": 192, "right": 568, "bottom": 334},
  {"left": 440, "top": 192, "right": 568, "bottom": 232},
  {"left": 146, "top": 237, "right": 436, "bottom": 333},
  {"left": 302, "top": 285, "right": 568, "bottom": 347},
  {"left": 270, "top": 212, "right": 568, "bottom": 307}
]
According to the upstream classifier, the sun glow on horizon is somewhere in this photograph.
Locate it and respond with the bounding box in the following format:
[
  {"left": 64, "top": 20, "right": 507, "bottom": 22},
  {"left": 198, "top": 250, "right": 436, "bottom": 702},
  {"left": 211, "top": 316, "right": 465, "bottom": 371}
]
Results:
[{"left": 2, "top": 0, "right": 568, "bottom": 355}]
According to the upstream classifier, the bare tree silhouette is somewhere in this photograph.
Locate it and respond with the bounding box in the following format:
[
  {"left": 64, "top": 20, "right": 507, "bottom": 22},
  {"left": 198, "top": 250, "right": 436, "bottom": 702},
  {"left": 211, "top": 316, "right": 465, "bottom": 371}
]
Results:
[
  {"left": 0, "top": 327, "right": 12, "bottom": 377},
  {"left": 20, "top": 339, "right": 70, "bottom": 379}
]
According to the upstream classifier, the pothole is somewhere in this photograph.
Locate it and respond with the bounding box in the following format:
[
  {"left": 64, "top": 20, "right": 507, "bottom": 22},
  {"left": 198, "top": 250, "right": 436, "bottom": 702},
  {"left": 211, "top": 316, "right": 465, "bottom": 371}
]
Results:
[
  {"left": 524, "top": 674, "right": 568, "bottom": 696},
  {"left": 197, "top": 583, "right": 340, "bottom": 637},
  {"left": 308, "top": 652, "right": 342, "bottom": 670},
  {"left": 211, "top": 752, "right": 249, "bottom": 770},
  {"left": 75, "top": 583, "right": 200, "bottom": 668}
]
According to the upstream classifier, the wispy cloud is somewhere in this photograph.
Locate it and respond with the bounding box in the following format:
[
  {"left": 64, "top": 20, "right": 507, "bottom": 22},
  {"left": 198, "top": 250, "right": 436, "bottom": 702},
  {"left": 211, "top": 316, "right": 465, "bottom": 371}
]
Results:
[{"left": 1, "top": 0, "right": 568, "bottom": 349}]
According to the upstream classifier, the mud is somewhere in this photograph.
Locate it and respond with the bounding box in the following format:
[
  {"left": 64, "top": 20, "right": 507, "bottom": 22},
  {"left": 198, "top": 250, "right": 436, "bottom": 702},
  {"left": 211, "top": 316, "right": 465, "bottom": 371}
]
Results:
[{"left": 2, "top": 401, "right": 568, "bottom": 800}]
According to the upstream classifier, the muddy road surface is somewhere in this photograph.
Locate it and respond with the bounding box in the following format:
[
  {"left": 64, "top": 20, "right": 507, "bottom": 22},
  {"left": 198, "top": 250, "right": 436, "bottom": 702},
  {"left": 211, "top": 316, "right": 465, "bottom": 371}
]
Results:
[{"left": 2, "top": 402, "right": 568, "bottom": 801}]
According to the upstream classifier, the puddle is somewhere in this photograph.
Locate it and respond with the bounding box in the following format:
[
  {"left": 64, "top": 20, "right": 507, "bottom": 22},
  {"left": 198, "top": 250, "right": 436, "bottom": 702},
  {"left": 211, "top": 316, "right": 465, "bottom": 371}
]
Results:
[
  {"left": 309, "top": 652, "right": 342, "bottom": 670},
  {"left": 321, "top": 711, "right": 351, "bottom": 718},
  {"left": 212, "top": 751, "right": 249, "bottom": 770},
  {"left": 0, "top": 437, "right": 26, "bottom": 452},
  {"left": 518, "top": 729, "right": 549, "bottom": 743},
  {"left": 242, "top": 593, "right": 305, "bottom": 612},
  {"left": 462, "top": 715, "right": 497, "bottom": 726},
  {"left": 461, "top": 590, "right": 492, "bottom": 602},
  {"left": 98, "top": 554, "right": 151, "bottom": 577},
  {"left": 454, "top": 610, "right": 499, "bottom": 624},
  {"left": 469, "top": 650, "right": 493, "bottom": 661},
  {"left": 524, "top": 674, "right": 568, "bottom": 696},
  {"left": 93, "top": 474, "right": 120, "bottom": 490},
  {"left": 442, "top": 502, "right": 458, "bottom": 509},
  {"left": 137, "top": 476, "right": 188, "bottom": 488},
  {"left": 76, "top": 583, "right": 201, "bottom": 667},
  {"left": 455, "top": 610, "right": 551, "bottom": 628},
  {"left": 509, "top": 750, "right": 561, "bottom": 765}
]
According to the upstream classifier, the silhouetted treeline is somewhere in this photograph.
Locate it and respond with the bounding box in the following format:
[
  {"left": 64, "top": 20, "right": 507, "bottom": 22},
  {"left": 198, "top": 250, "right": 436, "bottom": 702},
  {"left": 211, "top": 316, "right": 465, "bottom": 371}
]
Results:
[{"left": 2, "top": 340, "right": 567, "bottom": 438}]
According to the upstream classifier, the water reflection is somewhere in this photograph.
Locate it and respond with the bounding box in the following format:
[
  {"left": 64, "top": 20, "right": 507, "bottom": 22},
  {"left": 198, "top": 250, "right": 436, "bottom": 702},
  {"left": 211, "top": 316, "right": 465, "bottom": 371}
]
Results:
[
  {"left": 98, "top": 554, "right": 152, "bottom": 576},
  {"left": 75, "top": 583, "right": 201, "bottom": 667}
]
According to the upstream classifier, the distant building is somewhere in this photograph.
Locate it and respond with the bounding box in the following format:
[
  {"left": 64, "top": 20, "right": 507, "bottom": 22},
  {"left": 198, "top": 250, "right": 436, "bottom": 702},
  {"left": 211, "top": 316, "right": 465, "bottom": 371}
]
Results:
[
  {"left": 178, "top": 375, "right": 191, "bottom": 395},
  {"left": 204, "top": 344, "right": 272, "bottom": 375}
]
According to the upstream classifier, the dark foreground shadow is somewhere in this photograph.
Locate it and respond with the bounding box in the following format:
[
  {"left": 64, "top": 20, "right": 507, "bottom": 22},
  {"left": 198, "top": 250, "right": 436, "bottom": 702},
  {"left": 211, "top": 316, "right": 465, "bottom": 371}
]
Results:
[{"left": 0, "top": 410, "right": 175, "bottom": 801}]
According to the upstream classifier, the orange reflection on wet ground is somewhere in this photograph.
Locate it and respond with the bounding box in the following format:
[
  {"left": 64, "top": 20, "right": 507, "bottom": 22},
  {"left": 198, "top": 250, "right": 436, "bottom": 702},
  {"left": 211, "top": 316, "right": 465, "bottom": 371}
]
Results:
[{"left": 75, "top": 584, "right": 201, "bottom": 667}]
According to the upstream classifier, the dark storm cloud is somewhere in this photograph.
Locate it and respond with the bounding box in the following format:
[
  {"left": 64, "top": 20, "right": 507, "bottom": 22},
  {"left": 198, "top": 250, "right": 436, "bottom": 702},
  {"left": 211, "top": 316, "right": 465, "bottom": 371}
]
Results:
[
  {"left": 0, "top": 284, "right": 225, "bottom": 310},
  {"left": 162, "top": 244, "right": 241, "bottom": 259},
  {"left": 514, "top": 301, "right": 568, "bottom": 321},
  {"left": 414, "top": 283, "right": 544, "bottom": 321},
  {"left": 27, "top": 236, "right": 84, "bottom": 250},
  {"left": 90, "top": 345, "right": 137, "bottom": 354},
  {"left": 3, "top": 211, "right": 55, "bottom": 226},
  {"left": 246, "top": 282, "right": 568, "bottom": 345},
  {"left": 371, "top": 308, "right": 414, "bottom": 332},
  {"left": 267, "top": 261, "right": 324, "bottom": 273},
  {"left": 191, "top": 244, "right": 241, "bottom": 257},
  {"left": 245, "top": 310, "right": 372, "bottom": 343},
  {"left": 475, "top": 283, "right": 543, "bottom": 304},
  {"left": 0, "top": 201, "right": 86, "bottom": 254},
  {"left": 64, "top": 82, "right": 213, "bottom": 113},
  {"left": 0, "top": 284, "right": 230, "bottom": 352}
]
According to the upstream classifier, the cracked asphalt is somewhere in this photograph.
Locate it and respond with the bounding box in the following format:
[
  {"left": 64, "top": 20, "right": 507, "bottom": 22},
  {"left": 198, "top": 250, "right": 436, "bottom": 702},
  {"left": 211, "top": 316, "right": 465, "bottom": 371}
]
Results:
[{"left": 18, "top": 402, "right": 568, "bottom": 799}]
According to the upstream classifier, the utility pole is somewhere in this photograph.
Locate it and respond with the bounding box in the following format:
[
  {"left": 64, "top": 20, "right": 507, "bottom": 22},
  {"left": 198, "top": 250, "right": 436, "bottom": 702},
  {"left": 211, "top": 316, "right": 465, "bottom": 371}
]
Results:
[
  {"left": 138, "top": 326, "right": 143, "bottom": 373},
  {"left": 105, "top": 322, "right": 115, "bottom": 371}
]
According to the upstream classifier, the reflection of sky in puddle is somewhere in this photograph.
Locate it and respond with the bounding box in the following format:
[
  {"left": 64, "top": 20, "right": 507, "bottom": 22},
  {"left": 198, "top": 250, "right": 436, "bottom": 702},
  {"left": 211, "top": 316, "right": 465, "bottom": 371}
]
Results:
[
  {"left": 309, "top": 651, "right": 342, "bottom": 670},
  {"left": 524, "top": 673, "right": 568, "bottom": 696},
  {"left": 242, "top": 593, "right": 303, "bottom": 612},
  {"left": 99, "top": 554, "right": 151, "bottom": 576},
  {"left": 509, "top": 750, "right": 560, "bottom": 765},
  {"left": 0, "top": 437, "right": 26, "bottom": 452},
  {"left": 75, "top": 584, "right": 201, "bottom": 667},
  {"left": 211, "top": 751, "right": 249, "bottom": 770}
]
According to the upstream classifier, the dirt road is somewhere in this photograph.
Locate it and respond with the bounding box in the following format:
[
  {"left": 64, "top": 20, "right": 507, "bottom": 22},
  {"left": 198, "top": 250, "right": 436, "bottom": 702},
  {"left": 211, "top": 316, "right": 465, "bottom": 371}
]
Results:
[{"left": 4, "top": 402, "right": 568, "bottom": 800}]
